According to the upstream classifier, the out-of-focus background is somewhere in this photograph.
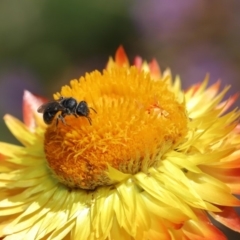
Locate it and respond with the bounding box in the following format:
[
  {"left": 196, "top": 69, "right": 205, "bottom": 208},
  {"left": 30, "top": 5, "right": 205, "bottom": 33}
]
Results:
[
  {"left": 0, "top": 0, "right": 240, "bottom": 238},
  {"left": 1, "top": 0, "right": 240, "bottom": 140}
]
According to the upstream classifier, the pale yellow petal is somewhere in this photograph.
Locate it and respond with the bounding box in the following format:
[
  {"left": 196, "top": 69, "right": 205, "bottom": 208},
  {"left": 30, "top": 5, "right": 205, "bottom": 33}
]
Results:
[
  {"left": 3, "top": 115, "right": 36, "bottom": 146},
  {"left": 72, "top": 208, "right": 91, "bottom": 240}
]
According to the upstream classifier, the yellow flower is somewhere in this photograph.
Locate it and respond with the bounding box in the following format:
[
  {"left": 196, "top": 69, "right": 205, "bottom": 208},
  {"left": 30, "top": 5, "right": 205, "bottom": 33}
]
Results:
[{"left": 0, "top": 46, "right": 240, "bottom": 240}]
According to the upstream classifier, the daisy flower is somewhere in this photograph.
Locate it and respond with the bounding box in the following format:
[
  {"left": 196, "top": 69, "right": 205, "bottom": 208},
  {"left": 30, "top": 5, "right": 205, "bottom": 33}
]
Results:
[{"left": 0, "top": 46, "right": 240, "bottom": 240}]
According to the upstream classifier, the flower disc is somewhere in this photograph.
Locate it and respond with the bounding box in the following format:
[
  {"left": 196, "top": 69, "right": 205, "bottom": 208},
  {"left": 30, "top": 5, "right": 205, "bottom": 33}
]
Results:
[{"left": 44, "top": 67, "right": 188, "bottom": 189}]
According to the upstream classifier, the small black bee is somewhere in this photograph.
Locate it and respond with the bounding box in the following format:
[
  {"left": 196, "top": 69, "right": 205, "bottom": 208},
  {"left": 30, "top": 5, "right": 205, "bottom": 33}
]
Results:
[{"left": 37, "top": 97, "right": 96, "bottom": 125}]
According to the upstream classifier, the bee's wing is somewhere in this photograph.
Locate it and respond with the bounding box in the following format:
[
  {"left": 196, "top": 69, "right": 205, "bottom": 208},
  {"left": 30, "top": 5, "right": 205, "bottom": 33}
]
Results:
[{"left": 37, "top": 101, "right": 61, "bottom": 113}]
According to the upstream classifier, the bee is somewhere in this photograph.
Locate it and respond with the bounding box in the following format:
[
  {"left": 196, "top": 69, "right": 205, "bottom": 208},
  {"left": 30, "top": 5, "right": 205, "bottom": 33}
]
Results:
[{"left": 37, "top": 97, "right": 96, "bottom": 125}]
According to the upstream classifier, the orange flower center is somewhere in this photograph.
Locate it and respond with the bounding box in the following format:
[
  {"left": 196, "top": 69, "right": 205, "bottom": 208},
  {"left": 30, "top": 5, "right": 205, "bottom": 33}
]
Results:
[{"left": 44, "top": 67, "right": 188, "bottom": 189}]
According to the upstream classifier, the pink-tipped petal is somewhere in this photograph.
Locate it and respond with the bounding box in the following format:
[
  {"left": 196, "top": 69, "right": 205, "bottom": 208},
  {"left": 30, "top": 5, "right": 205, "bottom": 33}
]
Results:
[
  {"left": 115, "top": 46, "right": 129, "bottom": 67},
  {"left": 183, "top": 211, "right": 227, "bottom": 240},
  {"left": 149, "top": 59, "right": 161, "bottom": 79},
  {"left": 0, "top": 154, "right": 5, "bottom": 161},
  {"left": 209, "top": 207, "right": 240, "bottom": 232},
  {"left": 133, "top": 56, "right": 143, "bottom": 70},
  {"left": 185, "top": 82, "right": 201, "bottom": 96},
  {"left": 234, "top": 124, "right": 240, "bottom": 134},
  {"left": 205, "top": 80, "right": 221, "bottom": 98},
  {"left": 183, "top": 228, "right": 226, "bottom": 240},
  {"left": 201, "top": 166, "right": 240, "bottom": 194},
  {"left": 22, "top": 90, "right": 47, "bottom": 132},
  {"left": 217, "top": 93, "right": 239, "bottom": 113}
]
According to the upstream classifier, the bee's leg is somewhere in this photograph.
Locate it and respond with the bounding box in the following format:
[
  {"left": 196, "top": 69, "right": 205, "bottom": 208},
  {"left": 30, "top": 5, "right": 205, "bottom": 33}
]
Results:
[
  {"left": 56, "top": 114, "right": 66, "bottom": 125},
  {"left": 54, "top": 116, "right": 60, "bottom": 130},
  {"left": 74, "top": 113, "right": 78, "bottom": 118},
  {"left": 66, "top": 109, "right": 72, "bottom": 115},
  {"left": 90, "top": 107, "right": 97, "bottom": 114},
  {"left": 86, "top": 116, "right": 92, "bottom": 125},
  {"left": 56, "top": 117, "right": 59, "bottom": 126}
]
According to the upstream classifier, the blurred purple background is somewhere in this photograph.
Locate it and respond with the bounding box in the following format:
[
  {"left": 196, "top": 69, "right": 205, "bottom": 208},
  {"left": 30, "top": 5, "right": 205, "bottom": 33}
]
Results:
[{"left": 0, "top": 0, "right": 240, "bottom": 238}]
